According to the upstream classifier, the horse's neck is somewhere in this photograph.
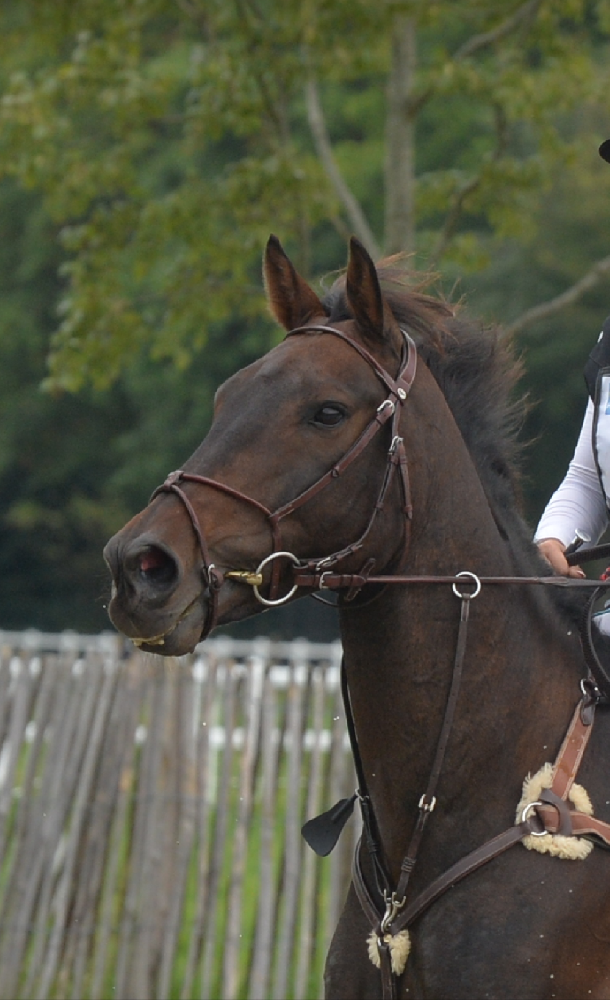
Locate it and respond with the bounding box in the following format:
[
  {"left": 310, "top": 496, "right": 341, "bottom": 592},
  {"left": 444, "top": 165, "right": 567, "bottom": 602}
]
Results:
[{"left": 338, "top": 381, "right": 582, "bottom": 879}]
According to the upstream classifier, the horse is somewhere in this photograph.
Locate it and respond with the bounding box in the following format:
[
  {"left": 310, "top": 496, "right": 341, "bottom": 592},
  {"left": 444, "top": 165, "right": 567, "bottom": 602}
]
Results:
[{"left": 104, "top": 235, "right": 610, "bottom": 999}]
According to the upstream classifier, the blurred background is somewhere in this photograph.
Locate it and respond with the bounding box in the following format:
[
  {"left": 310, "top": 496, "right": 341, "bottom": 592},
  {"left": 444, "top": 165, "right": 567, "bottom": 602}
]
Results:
[{"left": 2, "top": 0, "right": 610, "bottom": 639}]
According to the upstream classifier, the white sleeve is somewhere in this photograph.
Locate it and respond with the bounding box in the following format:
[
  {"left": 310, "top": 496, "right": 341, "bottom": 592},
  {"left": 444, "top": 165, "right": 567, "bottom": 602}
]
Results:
[{"left": 534, "top": 399, "right": 609, "bottom": 546}]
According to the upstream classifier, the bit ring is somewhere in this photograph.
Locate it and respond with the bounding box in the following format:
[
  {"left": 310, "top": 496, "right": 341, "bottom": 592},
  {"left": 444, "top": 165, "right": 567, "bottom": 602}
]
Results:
[{"left": 252, "top": 551, "right": 301, "bottom": 606}]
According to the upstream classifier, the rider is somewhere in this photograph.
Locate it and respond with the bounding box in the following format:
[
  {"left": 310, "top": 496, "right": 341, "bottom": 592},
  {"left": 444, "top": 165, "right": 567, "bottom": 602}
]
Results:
[
  {"left": 535, "top": 316, "right": 610, "bottom": 583},
  {"left": 534, "top": 141, "right": 610, "bottom": 597}
]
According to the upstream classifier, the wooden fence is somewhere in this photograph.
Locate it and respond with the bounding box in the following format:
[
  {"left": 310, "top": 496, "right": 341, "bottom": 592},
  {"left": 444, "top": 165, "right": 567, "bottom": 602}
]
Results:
[{"left": 0, "top": 630, "right": 359, "bottom": 1000}]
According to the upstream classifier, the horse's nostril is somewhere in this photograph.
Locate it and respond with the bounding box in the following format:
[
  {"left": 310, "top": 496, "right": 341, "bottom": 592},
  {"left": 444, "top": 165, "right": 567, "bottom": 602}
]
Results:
[
  {"left": 130, "top": 545, "right": 178, "bottom": 588},
  {"left": 140, "top": 549, "right": 168, "bottom": 573}
]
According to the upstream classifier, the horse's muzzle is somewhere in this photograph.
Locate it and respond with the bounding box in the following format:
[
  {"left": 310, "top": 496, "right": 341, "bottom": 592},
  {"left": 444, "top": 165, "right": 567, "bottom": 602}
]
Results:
[{"left": 103, "top": 533, "right": 207, "bottom": 654}]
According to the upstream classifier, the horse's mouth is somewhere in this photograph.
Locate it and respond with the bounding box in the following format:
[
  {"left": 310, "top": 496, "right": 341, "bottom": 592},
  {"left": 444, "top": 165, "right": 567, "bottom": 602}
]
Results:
[{"left": 109, "top": 591, "right": 206, "bottom": 657}]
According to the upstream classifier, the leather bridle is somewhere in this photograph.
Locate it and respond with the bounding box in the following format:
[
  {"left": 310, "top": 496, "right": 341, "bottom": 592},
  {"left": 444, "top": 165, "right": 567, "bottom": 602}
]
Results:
[
  {"left": 148, "top": 319, "right": 610, "bottom": 655},
  {"left": 150, "top": 323, "right": 418, "bottom": 641}
]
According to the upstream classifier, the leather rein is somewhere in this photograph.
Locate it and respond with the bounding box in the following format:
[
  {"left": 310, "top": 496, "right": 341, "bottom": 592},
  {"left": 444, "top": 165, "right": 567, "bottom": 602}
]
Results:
[{"left": 150, "top": 322, "right": 610, "bottom": 999}]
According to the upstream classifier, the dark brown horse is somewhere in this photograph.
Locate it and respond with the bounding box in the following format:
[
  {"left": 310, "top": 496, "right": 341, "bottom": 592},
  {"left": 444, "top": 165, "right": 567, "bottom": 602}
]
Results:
[{"left": 104, "top": 236, "right": 610, "bottom": 999}]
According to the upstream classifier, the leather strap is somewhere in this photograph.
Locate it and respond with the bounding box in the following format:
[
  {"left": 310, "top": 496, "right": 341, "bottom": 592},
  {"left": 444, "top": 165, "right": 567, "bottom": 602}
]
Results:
[
  {"left": 350, "top": 688, "right": 607, "bottom": 999},
  {"left": 352, "top": 819, "right": 536, "bottom": 1000},
  {"left": 292, "top": 570, "right": 610, "bottom": 590},
  {"left": 535, "top": 803, "right": 610, "bottom": 845},
  {"left": 549, "top": 697, "right": 595, "bottom": 800},
  {"left": 378, "top": 940, "right": 397, "bottom": 1000},
  {"left": 149, "top": 471, "right": 230, "bottom": 639},
  {"left": 566, "top": 540, "right": 610, "bottom": 565},
  {"left": 286, "top": 324, "right": 418, "bottom": 401},
  {"left": 353, "top": 790, "right": 610, "bottom": 986},
  {"left": 346, "top": 587, "right": 478, "bottom": 1000},
  {"left": 395, "top": 821, "right": 534, "bottom": 932},
  {"left": 393, "top": 591, "right": 474, "bottom": 904},
  {"left": 340, "top": 663, "right": 391, "bottom": 897}
]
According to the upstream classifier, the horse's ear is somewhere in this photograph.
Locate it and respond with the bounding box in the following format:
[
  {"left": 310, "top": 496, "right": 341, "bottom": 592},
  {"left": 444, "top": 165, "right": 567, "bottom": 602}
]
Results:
[
  {"left": 345, "top": 236, "right": 390, "bottom": 345},
  {"left": 263, "top": 235, "right": 327, "bottom": 330}
]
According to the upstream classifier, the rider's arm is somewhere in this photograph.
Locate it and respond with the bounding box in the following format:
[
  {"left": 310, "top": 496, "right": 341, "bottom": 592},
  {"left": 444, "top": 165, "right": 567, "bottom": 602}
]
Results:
[{"left": 535, "top": 399, "right": 608, "bottom": 576}]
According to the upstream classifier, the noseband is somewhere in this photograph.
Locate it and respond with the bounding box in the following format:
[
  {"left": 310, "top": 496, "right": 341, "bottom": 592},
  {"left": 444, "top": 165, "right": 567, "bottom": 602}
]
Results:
[{"left": 150, "top": 324, "right": 418, "bottom": 642}]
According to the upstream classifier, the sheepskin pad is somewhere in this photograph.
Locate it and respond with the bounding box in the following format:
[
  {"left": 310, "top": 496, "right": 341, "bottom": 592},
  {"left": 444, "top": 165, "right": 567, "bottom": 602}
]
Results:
[
  {"left": 516, "top": 762, "right": 594, "bottom": 860},
  {"left": 367, "top": 928, "right": 411, "bottom": 976}
]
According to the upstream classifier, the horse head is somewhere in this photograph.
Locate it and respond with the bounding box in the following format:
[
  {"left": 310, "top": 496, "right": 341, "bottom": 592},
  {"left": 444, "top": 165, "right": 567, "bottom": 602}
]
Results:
[{"left": 103, "top": 236, "right": 420, "bottom": 654}]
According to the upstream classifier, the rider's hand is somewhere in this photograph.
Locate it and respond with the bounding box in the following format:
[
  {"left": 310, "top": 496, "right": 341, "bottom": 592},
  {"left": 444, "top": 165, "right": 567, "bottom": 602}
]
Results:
[{"left": 537, "top": 537, "right": 586, "bottom": 579}]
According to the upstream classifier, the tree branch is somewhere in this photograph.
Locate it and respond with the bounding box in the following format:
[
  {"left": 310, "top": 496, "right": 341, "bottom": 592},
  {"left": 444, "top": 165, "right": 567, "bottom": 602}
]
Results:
[
  {"left": 428, "top": 174, "right": 482, "bottom": 268},
  {"left": 424, "top": 3, "right": 545, "bottom": 266},
  {"left": 453, "top": 0, "right": 544, "bottom": 61},
  {"left": 406, "top": 1, "right": 543, "bottom": 122},
  {"left": 305, "top": 77, "right": 382, "bottom": 259},
  {"left": 404, "top": 2, "right": 545, "bottom": 261},
  {"left": 505, "top": 255, "right": 610, "bottom": 336},
  {"left": 429, "top": 104, "right": 508, "bottom": 267}
]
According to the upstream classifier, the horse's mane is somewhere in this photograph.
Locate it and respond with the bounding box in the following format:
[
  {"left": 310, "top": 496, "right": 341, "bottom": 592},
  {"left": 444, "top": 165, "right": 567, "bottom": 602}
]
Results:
[
  {"left": 323, "top": 263, "right": 588, "bottom": 629},
  {"left": 323, "top": 264, "right": 525, "bottom": 526}
]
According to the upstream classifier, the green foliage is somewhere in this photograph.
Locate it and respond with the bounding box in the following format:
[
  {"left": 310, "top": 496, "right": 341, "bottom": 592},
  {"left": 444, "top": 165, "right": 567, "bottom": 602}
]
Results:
[
  {"left": 0, "top": 175, "right": 278, "bottom": 630},
  {"left": 0, "top": 179, "right": 129, "bottom": 628},
  {"left": 3, "top": 1, "right": 610, "bottom": 628},
  {"left": 1, "top": 1, "right": 609, "bottom": 387},
  {"left": 0, "top": 0, "right": 340, "bottom": 389}
]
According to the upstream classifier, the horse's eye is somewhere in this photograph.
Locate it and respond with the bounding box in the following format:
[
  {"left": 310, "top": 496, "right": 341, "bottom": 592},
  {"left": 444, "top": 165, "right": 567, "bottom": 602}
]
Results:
[{"left": 312, "top": 404, "right": 346, "bottom": 427}]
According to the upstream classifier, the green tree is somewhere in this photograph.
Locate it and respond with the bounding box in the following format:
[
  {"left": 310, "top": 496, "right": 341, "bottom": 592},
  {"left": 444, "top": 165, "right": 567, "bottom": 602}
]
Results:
[
  {"left": 463, "top": 124, "right": 610, "bottom": 522},
  {"left": 0, "top": 175, "right": 281, "bottom": 630},
  {"left": 1, "top": 0, "right": 609, "bottom": 388},
  {"left": 2, "top": 0, "right": 610, "bottom": 630}
]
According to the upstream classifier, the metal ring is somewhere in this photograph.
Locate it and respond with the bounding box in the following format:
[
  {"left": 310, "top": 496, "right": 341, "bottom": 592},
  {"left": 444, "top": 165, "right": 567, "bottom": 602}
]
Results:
[
  {"left": 252, "top": 551, "right": 301, "bottom": 607},
  {"left": 452, "top": 571, "right": 482, "bottom": 601},
  {"left": 581, "top": 677, "right": 603, "bottom": 702},
  {"left": 520, "top": 800, "right": 547, "bottom": 836}
]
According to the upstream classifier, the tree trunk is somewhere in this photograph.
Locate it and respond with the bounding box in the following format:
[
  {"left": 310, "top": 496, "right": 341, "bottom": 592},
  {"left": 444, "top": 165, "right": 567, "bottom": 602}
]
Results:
[{"left": 384, "top": 15, "right": 416, "bottom": 255}]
